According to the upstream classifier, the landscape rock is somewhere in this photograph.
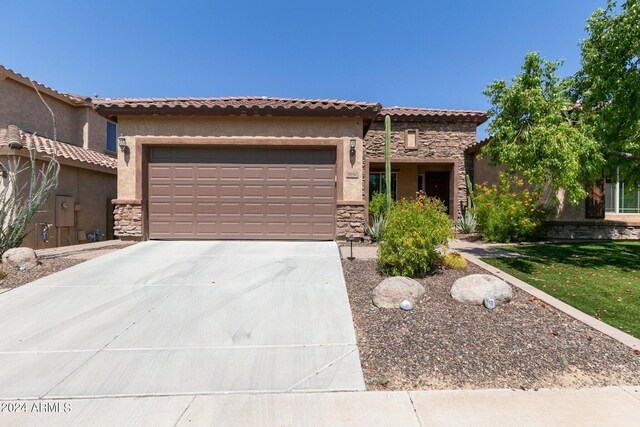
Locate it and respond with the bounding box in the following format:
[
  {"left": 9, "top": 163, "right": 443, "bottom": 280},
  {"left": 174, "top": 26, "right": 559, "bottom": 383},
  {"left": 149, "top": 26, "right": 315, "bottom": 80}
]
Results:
[
  {"left": 451, "top": 274, "right": 512, "bottom": 305},
  {"left": 373, "top": 276, "right": 425, "bottom": 309},
  {"left": 2, "top": 247, "right": 39, "bottom": 269}
]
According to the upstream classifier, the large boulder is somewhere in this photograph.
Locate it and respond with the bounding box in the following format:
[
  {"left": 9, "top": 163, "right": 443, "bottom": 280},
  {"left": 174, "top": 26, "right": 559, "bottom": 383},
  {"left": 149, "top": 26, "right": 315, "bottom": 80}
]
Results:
[
  {"left": 2, "top": 247, "right": 38, "bottom": 269},
  {"left": 451, "top": 274, "right": 512, "bottom": 305},
  {"left": 373, "top": 277, "right": 425, "bottom": 309}
]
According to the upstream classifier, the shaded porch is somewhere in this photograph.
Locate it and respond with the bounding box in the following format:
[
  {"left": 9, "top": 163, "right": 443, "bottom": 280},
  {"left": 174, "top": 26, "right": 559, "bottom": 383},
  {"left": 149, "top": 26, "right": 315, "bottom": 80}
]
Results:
[{"left": 365, "top": 159, "right": 460, "bottom": 219}]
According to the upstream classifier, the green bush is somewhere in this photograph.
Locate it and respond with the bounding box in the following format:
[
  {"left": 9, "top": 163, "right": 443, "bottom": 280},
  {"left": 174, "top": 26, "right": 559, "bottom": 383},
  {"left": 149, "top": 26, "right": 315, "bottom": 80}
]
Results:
[
  {"left": 368, "top": 192, "right": 388, "bottom": 218},
  {"left": 378, "top": 194, "right": 454, "bottom": 277},
  {"left": 474, "top": 173, "right": 549, "bottom": 243},
  {"left": 442, "top": 252, "right": 467, "bottom": 270}
]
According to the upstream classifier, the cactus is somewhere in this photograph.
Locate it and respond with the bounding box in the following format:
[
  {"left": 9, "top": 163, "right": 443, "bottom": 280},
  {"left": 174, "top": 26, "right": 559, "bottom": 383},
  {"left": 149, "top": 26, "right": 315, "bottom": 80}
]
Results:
[
  {"left": 384, "top": 115, "right": 392, "bottom": 210},
  {"left": 465, "top": 174, "right": 475, "bottom": 210}
]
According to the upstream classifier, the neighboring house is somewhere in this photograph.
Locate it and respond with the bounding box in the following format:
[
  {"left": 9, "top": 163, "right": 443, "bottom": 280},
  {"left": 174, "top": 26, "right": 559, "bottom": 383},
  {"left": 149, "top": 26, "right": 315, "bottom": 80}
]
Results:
[
  {"left": 0, "top": 66, "right": 117, "bottom": 249},
  {"left": 468, "top": 138, "right": 640, "bottom": 239},
  {"left": 93, "top": 97, "right": 487, "bottom": 241}
]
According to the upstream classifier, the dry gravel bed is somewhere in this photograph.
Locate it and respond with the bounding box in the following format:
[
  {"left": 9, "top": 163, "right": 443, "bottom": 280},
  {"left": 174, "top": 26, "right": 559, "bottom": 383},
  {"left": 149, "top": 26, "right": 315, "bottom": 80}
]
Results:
[
  {"left": 0, "top": 258, "right": 83, "bottom": 290},
  {"left": 342, "top": 259, "right": 640, "bottom": 391}
]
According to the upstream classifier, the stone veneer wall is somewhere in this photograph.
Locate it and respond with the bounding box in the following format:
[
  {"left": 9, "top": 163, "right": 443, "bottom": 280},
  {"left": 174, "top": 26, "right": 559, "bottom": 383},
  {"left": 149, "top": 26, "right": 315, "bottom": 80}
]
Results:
[
  {"left": 113, "top": 203, "right": 143, "bottom": 239},
  {"left": 336, "top": 204, "right": 366, "bottom": 239},
  {"left": 363, "top": 120, "right": 477, "bottom": 217},
  {"left": 540, "top": 221, "right": 640, "bottom": 240}
]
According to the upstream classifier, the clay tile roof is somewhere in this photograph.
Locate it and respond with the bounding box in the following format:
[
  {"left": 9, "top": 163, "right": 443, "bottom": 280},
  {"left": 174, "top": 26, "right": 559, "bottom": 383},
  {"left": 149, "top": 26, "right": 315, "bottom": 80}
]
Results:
[
  {"left": 0, "top": 126, "right": 116, "bottom": 170},
  {"left": 93, "top": 96, "right": 382, "bottom": 118},
  {"left": 379, "top": 106, "right": 489, "bottom": 124},
  {"left": 466, "top": 135, "right": 494, "bottom": 154},
  {"left": 0, "top": 65, "right": 90, "bottom": 107}
]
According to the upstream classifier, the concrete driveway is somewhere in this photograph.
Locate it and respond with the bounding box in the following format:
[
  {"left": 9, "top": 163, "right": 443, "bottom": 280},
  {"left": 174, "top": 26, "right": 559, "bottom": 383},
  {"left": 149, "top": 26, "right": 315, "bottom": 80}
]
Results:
[{"left": 0, "top": 241, "right": 364, "bottom": 399}]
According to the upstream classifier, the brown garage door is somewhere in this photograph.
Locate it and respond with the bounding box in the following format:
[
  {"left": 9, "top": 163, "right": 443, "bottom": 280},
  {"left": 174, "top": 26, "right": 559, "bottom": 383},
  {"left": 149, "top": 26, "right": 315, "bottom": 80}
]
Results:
[{"left": 148, "top": 147, "right": 336, "bottom": 240}]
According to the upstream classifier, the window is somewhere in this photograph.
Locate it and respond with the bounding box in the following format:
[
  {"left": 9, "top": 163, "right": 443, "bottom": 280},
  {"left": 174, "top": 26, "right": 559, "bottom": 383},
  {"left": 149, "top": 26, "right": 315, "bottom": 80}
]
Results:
[
  {"left": 369, "top": 172, "right": 397, "bottom": 201},
  {"left": 106, "top": 122, "right": 117, "bottom": 152},
  {"left": 405, "top": 129, "right": 418, "bottom": 149},
  {"left": 605, "top": 168, "right": 640, "bottom": 214}
]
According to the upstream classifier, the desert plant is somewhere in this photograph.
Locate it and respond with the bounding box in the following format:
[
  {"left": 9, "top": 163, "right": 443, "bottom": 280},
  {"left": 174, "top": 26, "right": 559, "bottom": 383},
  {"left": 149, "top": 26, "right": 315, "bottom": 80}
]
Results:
[
  {"left": 365, "top": 212, "right": 386, "bottom": 242},
  {"left": 384, "top": 115, "right": 392, "bottom": 209},
  {"left": 442, "top": 252, "right": 467, "bottom": 270},
  {"left": 466, "top": 174, "right": 475, "bottom": 210},
  {"left": 474, "top": 173, "right": 549, "bottom": 243},
  {"left": 378, "top": 194, "right": 454, "bottom": 277},
  {"left": 0, "top": 83, "right": 60, "bottom": 255},
  {"left": 458, "top": 209, "right": 477, "bottom": 234}
]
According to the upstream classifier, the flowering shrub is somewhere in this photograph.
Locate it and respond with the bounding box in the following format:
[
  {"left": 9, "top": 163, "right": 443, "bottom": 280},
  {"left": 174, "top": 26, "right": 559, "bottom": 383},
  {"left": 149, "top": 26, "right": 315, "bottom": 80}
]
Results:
[
  {"left": 378, "top": 194, "right": 453, "bottom": 277},
  {"left": 474, "top": 174, "right": 549, "bottom": 243}
]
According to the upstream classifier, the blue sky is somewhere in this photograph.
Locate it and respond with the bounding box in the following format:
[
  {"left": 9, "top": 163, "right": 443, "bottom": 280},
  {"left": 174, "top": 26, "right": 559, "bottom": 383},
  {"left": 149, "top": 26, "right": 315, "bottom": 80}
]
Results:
[{"left": 1, "top": 1, "right": 605, "bottom": 136}]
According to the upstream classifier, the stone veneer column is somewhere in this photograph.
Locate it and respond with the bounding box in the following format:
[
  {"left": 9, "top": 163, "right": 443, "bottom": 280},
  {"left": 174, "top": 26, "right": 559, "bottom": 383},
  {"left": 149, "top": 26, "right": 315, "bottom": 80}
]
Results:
[
  {"left": 336, "top": 203, "right": 366, "bottom": 240},
  {"left": 112, "top": 200, "right": 143, "bottom": 240}
]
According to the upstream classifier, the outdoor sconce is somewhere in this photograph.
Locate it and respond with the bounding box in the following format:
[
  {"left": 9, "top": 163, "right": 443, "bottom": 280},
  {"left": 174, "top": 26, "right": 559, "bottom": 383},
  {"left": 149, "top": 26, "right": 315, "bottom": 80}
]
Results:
[
  {"left": 349, "top": 138, "right": 356, "bottom": 166},
  {"left": 117, "top": 135, "right": 127, "bottom": 152}
]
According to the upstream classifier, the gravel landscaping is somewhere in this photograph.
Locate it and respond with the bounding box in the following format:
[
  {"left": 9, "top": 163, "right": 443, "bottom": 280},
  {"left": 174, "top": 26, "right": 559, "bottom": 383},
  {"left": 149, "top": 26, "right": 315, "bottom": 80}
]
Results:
[
  {"left": 342, "top": 259, "right": 640, "bottom": 391},
  {"left": 0, "top": 258, "right": 83, "bottom": 290}
]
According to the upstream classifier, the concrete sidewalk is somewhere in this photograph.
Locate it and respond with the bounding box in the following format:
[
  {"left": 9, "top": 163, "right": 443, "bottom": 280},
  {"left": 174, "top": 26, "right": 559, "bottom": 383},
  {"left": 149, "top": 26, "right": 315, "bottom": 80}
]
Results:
[{"left": 1, "top": 386, "right": 638, "bottom": 426}]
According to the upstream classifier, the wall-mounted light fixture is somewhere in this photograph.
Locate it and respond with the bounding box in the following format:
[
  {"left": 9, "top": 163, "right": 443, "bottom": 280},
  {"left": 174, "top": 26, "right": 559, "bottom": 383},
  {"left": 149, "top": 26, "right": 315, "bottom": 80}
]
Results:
[
  {"left": 349, "top": 138, "right": 356, "bottom": 157},
  {"left": 117, "top": 135, "right": 127, "bottom": 152},
  {"left": 349, "top": 138, "right": 357, "bottom": 166}
]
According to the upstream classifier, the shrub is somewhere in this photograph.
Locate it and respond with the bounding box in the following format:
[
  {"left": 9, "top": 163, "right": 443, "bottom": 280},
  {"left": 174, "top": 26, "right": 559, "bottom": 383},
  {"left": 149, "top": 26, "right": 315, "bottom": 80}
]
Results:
[
  {"left": 474, "top": 173, "right": 549, "bottom": 243},
  {"left": 368, "top": 192, "right": 388, "bottom": 218},
  {"left": 378, "top": 194, "right": 454, "bottom": 277},
  {"left": 366, "top": 212, "right": 386, "bottom": 242},
  {"left": 458, "top": 209, "right": 477, "bottom": 233},
  {"left": 442, "top": 252, "right": 467, "bottom": 270},
  {"left": 0, "top": 268, "right": 5, "bottom": 280}
]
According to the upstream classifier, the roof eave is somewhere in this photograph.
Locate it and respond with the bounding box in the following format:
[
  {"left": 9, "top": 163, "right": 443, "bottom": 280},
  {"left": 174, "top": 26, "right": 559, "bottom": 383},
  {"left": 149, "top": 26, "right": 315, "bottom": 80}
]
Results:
[{"left": 93, "top": 104, "right": 382, "bottom": 121}]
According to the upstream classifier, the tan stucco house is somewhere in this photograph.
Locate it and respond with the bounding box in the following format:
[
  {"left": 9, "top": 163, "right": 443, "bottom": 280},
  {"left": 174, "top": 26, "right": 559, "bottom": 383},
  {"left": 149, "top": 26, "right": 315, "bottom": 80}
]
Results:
[
  {"left": 92, "top": 97, "right": 487, "bottom": 241},
  {"left": 468, "top": 138, "right": 640, "bottom": 239},
  {"left": 0, "top": 66, "right": 117, "bottom": 249}
]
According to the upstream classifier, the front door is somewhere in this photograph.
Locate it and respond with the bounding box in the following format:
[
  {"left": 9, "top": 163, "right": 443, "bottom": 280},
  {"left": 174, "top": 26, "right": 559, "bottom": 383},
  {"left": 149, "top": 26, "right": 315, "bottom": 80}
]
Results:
[{"left": 424, "top": 171, "right": 450, "bottom": 214}]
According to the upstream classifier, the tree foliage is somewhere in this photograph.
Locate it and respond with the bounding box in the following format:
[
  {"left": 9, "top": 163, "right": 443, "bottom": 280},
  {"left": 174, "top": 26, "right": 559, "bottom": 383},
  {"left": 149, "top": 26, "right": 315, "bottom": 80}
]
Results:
[
  {"left": 574, "top": 0, "right": 640, "bottom": 182},
  {"left": 483, "top": 52, "right": 601, "bottom": 204},
  {"left": 484, "top": 1, "right": 640, "bottom": 203}
]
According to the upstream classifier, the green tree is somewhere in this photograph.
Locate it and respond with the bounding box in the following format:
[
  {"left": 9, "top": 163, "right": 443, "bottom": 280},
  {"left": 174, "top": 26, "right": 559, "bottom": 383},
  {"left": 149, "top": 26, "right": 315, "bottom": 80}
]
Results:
[
  {"left": 483, "top": 52, "right": 601, "bottom": 204},
  {"left": 574, "top": 0, "right": 640, "bottom": 181},
  {"left": 483, "top": 1, "right": 639, "bottom": 203}
]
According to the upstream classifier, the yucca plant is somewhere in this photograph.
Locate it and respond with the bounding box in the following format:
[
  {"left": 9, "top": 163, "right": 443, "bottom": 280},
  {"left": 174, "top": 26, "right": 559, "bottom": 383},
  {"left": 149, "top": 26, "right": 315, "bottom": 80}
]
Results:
[
  {"left": 365, "top": 212, "right": 386, "bottom": 243},
  {"left": 459, "top": 209, "right": 477, "bottom": 234}
]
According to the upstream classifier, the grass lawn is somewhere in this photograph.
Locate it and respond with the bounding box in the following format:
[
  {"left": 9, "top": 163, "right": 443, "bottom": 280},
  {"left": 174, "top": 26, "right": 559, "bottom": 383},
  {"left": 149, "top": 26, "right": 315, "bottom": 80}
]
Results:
[{"left": 482, "top": 241, "right": 640, "bottom": 338}]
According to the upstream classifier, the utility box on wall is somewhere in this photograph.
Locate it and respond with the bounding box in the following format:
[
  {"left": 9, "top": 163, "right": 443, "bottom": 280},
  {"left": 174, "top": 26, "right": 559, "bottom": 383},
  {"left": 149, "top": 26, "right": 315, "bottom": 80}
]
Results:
[{"left": 55, "top": 195, "right": 75, "bottom": 227}]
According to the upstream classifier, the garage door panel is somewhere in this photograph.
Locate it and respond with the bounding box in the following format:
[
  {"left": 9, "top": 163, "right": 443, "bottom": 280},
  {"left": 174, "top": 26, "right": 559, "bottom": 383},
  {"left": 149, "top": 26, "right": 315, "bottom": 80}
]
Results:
[{"left": 148, "top": 147, "right": 335, "bottom": 240}]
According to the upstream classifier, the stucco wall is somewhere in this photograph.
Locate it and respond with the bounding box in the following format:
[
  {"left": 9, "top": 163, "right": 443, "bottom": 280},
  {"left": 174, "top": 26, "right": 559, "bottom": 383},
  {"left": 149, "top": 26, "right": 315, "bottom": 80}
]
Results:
[
  {"left": 0, "top": 77, "right": 108, "bottom": 151},
  {"left": 2, "top": 159, "right": 117, "bottom": 249},
  {"left": 363, "top": 120, "right": 477, "bottom": 215},
  {"left": 116, "top": 115, "right": 364, "bottom": 201}
]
